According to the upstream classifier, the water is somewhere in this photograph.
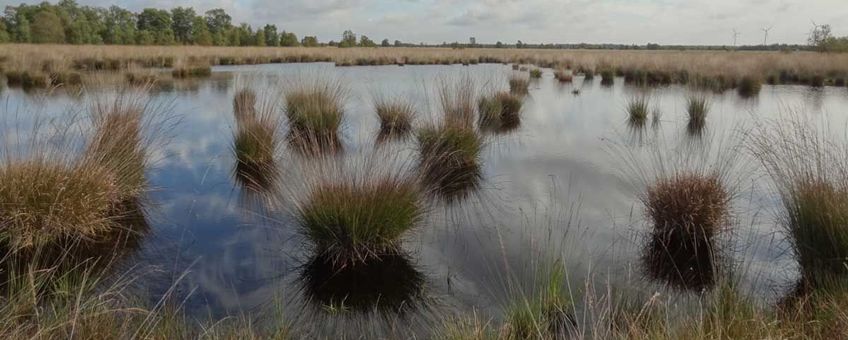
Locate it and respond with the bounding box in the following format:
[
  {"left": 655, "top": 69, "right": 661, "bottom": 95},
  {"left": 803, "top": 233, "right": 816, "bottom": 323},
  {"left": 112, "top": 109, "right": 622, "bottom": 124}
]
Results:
[{"left": 2, "top": 63, "right": 848, "bottom": 336}]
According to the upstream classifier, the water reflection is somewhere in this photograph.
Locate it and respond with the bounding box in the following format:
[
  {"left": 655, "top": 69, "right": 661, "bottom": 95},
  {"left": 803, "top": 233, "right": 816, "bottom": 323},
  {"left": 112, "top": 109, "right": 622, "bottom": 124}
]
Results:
[
  {"left": 299, "top": 250, "right": 425, "bottom": 314},
  {"left": 642, "top": 230, "right": 719, "bottom": 292}
]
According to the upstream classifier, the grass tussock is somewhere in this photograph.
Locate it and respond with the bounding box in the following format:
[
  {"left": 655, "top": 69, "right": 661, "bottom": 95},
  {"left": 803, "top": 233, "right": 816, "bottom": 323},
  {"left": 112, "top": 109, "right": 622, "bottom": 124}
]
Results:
[
  {"left": 686, "top": 93, "right": 710, "bottom": 124},
  {"left": 478, "top": 91, "right": 523, "bottom": 131},
  {"left": 645, "top": 174, "right": 729, "bottom": 245},
  {"left": 626, "top": 94, "right": 650, "bottom": 123},
  {"left": 296, "top": 173, "right": 423, "bottom": 265},
  {"left": 600, "top": 68, "right": 615, "bottom": 86},
  {"left": 0, "top": 160, "right": 119, "bottom": 251},
  {"left": 83, "top": 102, "right": 148, "bottom": 200},
  {"left": 232, "top": 88, "right": 281, "bottom": 190},
  {"left": 529, "top": 69, "right": 543, "bottom": 79},
  {"left": 554, "top": 69, "right": 573, "bottom": 82},
  {"left": 438, "top": 76, "right": 478, "bottom": 128},
  {"left": 374, "top": 97, "right": 416, "bottom": 135},
  {"left": 417, "top": 124, "right": 483, "bottom": 201},
  {"left": 750, "top": 115, "right": 848, "bottom": 288},
  {"left": 285, "top": 79, "right": 346, "bottom": 142}
]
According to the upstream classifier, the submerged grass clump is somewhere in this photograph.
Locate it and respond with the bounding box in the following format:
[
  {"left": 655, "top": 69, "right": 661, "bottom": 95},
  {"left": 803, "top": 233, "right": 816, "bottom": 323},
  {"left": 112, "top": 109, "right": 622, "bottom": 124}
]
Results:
[
  {"left": 509, "top": 74, "right": 530, "bottom": 95},
  {"left": 296, "top": 174, "right": 423, "bottom": 265},
  {"left": 374, "top": 97, "right": 415, "bottom": 135}
]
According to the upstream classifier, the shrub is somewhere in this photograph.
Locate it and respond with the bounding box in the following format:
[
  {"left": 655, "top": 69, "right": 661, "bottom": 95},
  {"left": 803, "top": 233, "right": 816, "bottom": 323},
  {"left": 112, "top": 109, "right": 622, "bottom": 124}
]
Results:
[
  {"left": 737, "top": 76, "right": 762, "bottom": 97},
  {"left": 296, "top": 174, "right": 423, "bottom": 265}
]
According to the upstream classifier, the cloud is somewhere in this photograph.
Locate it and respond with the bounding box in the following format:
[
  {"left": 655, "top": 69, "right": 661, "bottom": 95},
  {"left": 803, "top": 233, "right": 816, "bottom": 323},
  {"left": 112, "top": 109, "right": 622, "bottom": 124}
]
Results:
[{"left": 1, "top": 0, "right": 846, "bottom": 44}]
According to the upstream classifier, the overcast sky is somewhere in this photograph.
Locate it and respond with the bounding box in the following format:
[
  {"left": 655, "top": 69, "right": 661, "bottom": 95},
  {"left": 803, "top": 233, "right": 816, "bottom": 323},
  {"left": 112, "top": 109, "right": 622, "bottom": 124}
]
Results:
[{"left": 3, "top": 0, "right": 847, "bottom": 45}]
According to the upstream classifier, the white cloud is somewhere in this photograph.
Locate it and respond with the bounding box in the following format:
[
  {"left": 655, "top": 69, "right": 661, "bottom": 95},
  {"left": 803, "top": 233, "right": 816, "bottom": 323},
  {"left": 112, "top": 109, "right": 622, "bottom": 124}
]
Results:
[{"left": 2, "top": 0, "right": 846, "bottom": 45}]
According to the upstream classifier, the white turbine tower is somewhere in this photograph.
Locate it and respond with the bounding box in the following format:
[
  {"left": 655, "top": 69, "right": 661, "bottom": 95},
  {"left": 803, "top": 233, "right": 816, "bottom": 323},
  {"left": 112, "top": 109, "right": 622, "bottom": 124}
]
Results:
[
  {"left": 761, "top": 26, "right": 773, "bottom": 46},
  {"left": 732, "top": 29, "right": 740, "bottom": 47}
]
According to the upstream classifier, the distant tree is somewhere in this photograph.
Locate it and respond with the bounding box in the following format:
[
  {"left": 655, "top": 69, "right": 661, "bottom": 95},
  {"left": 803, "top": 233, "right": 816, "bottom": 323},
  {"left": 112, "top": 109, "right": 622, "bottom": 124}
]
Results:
[
  {"left": 328, "top": 40, "right": 337, "bottom": 47},
  {"left": 279, "top": 31, "right": 298, "bottom": 46},
  {"left": 191, "top": 16, "right": 212, "bottom": 45},
  {"left": 394, "top": 40, "right": 402, "bottom": 47},
  {"left": 205, "top": 8, "right": 231, "bottom": 35},
  {"left": 495, "top": 41, "right": 503, "bottom": 48},
  {"left": 137, "top": 8, "right": 174, "bottom": 44},
  {"left": 255, "top": 29, "right": 266, "bottom": 46},
  {"left": 136, "top": 30, "right": 155, "bottom": 45},
  {"left": 381, "top": 38, "right": 390, "bottom": 47},
  {"left": 301, "top": 35, "right": 319, "bottom": 47},
  {"left": 236, "top": 23, "right": 253, "bottom": 46},
  {"left": 171, "top": 7, "right": 196, "bottom": 44},
  {"left": 340, "top": 30, "right": 356, "bottom": 47},
  {"left": 31, "top": 10, "right": 66, "bottom": 43},
  {"left": 359, "top": 35, "right": 376, "bottom": 47},
  {"left": 263, "top": 24, "right": 278, "bottom": 46},
  {"left": 516, "top": 40, "right": 523, "bottom": 48},
  {"left": 102, "top": 6, "right": 136, "bottom": 44},
  {"left": 0, "top": 21, "right": 10, "bottom": 43}
]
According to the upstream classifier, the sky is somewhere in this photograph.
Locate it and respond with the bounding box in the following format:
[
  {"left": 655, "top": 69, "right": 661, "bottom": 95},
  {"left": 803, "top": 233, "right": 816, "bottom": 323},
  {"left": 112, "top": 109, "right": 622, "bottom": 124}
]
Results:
[{"left": 3, "top": 0, "right": 847, "bottom": 45}]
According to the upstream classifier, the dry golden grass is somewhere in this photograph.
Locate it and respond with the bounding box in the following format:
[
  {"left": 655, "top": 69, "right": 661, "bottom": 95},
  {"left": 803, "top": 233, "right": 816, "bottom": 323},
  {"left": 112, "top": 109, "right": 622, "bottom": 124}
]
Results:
[{"left": 3, "top": 44, "right": 848, "bottom": 87}]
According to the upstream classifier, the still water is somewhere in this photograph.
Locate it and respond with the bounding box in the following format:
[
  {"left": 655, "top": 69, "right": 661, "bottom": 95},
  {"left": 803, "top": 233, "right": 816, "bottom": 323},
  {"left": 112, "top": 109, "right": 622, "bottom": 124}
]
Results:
[{"left": 3, "top": 63, "right": 848, "bottom": 336}]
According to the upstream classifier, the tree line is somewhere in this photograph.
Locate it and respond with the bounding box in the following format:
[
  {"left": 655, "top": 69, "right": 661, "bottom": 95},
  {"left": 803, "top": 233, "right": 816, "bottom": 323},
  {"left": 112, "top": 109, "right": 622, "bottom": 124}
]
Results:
[{"left": 0, "top": 0, "right": 318, "bottom": 46}]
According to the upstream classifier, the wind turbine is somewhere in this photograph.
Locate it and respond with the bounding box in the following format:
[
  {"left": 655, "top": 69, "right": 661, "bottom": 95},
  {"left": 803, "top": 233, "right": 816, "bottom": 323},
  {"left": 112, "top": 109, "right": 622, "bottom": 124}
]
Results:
[
  {"left": 761, "top": 26, "right": 773, "bottom": 46},
  {"left": 732, "top": 29, "right": 740, "bottom": 47}
]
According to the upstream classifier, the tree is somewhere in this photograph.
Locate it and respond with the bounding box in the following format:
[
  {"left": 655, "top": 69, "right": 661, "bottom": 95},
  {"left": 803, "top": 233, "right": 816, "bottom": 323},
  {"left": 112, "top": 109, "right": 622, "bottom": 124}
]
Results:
[
  {"left": 381, "top": 38, "right": 389, "bottom": 47},
  {"left": 262, "top": 24, "right": 278, "bottom": 46},
  {"left": 359, "top": 35, "right": 376, "bottom": 47},
  {"left": 0, "top": 21, "right": 9, "bottom": 42},
  {"left": 340, "top": 30, "right": 356, "bottom": 47},
  {"left": 205, "top": 8, "right": 231, "bottom": 35},
  {"left": 516, "top": 40, "right": 524, "bottom": 48},
  {"left": 495, "top": 41, "right": 503, "bottom": 48},
  {"left": 255, "top": 29, "right": 265, "bottom": 46},
  {"left": 103, "top": 6, "right": 136, "bottom": 44},
  {"left": 171, "top": 7, "right": 196, "bottom": 44},
  {"left": 279, "top": 31, "right": 298, "bottom": 46},
  {"left": 301, "top": 35, "right": 319, "bottom": 47},
  {"left": 137, "top": 8, "right": 174, "bottom": 44},
  {"left": 31, "top": 9, "right": 66, "bottom": 43},
  {"left": 191, "top": 16, "right": 212, "bottom": 45},
  {"left": 394, "top": 40, "right": 402, "bottom": 47}
]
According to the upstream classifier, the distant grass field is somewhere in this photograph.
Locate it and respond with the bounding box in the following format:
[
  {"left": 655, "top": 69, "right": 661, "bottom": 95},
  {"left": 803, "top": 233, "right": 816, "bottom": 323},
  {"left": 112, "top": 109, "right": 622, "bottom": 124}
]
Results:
[{"left": 2, "top": 44, "right": 848, "bottom": 89}]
